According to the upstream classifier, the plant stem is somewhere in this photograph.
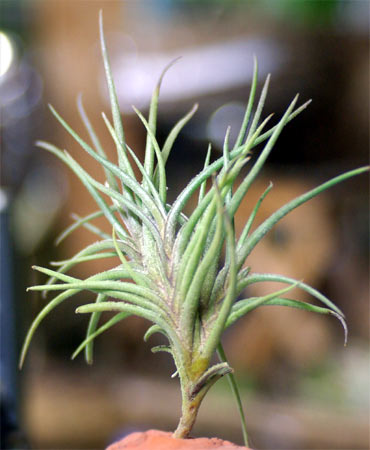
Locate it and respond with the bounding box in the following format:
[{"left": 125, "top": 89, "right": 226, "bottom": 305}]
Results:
[
  {"left": 173, "top": 355, "right": 210, "bottom": 439},
  {"left": 173, "top": 393, "right": 204, "bottom": 439}
]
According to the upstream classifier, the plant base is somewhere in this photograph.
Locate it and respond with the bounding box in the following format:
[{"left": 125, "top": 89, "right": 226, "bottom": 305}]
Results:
[{"left": 106, "top": 429, "right": 249, "bottom": 449}]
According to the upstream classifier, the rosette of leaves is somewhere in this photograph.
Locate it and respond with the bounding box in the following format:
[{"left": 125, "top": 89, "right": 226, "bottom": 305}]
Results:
[{"left": 19, "top": 12, "right": 368, "bottom": 445}]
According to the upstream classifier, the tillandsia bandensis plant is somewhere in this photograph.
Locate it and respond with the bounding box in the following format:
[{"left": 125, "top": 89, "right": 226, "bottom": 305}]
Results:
[{"left": 20, "top": 12, "right": 368, "bottom": 446}]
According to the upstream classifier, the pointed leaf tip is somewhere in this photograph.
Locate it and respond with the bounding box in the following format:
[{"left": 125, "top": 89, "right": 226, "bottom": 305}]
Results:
[
  {"left": 331, "top": 311, "right": 348, "bottom": 346},
  {"left": 157, "top": 56, "right": 182, "bottom": 89}
]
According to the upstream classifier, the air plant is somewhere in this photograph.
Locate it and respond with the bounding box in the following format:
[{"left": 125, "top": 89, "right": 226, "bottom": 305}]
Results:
[{"left": 19, "top": 12, "right": 368, "bottom": 446}]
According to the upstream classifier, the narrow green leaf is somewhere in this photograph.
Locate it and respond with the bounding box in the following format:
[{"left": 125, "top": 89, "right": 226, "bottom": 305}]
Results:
[
  {"left": 151, "top": 345, "right": 172, "bottom": 354},
  {"left": 77, "top": 93, "right": 119, "bottom": 191},
  {"left": 247, "top": 73, "right": 270, "bottom": 139},
  {"left": 56, "top": 208, "right": 117, "bottom": 245},
  {"left": 99, "top": 10, "right": 130, "bottom": 174},
  {"left": 51, "top": 253, "right": 117, "bottom": 267},
  {"left": 228, "top": 95, "right": 298, "bottom": 221},
  {"left": 233, "top": 55, "right": 258, "bottom": 150},
  {"left": 223, "top": 126, "right": 231, "bottom": 171},
  {"left": 226, "top": 282, "right": 300, "bottom": 328},
  {"left": 77, "top": 301, "right": 183, "bottom": 364},
  {"left": 143, "top": 324, "right": 166, "bottom": 342},
  {"left": 42, "top": 107, "right": 163, "bottom": 228},
  {"left": 198, "top": 144, "right": 212, "bottom": 205},
  {"left": 228, "top": 297, "right": 347, "bottom": 344},
  {"left": 112, "top": 227, "right": 149, "bottom": 287},
  {"left": 168, "top": 98, "right": 310, "bottom": 246},
  {"left": 237, "top": 182, "right": 273, "bottom": 249},
  {"left": 238, "top": 272, "right": 344, "bottom": 316},
  {"left": 238, "top": 166, "right": 370, "bottom": 269},
  {"left": 158, "top": 103, "right": 198, "bottom": 173},
  {"left": 268, "top": 298, "right": 347, "bottom": 344},
  {"left": 45, "top": 240, "right": 137, "bottom": 290},
  {"left": 217, "top": 343, "right": 249, "bottom": 447},
  {"left": 165, "top": 109, "right": 274, "bottom": 244},
  {"left": 72, "top": 311, "right": 130, "bottom": 361},
  {"left": 76, "top": 301, "right": 158, "bottom": 324},
  {"left": 174, "top": 164, "right": 242, "bottom": 299},
  {"left": 252, "top": 99, "right": 312, "bottom": 148},
  {"left": 165, "top": 153, "right": 222, "bottom": 245},
  {"left": 84, "top": 293, "right": 106, "bottom": 364},
  {"left": 36, "top": 140, "right": 129, "bottom": 240},
  {"left": 19, "top": 289, "right": 79, "bottom": 368},
  {"left": 125, "top": 143, "right": 166, "bottom": 217},
  {"left": 180, "top": 186, "right": 225, "bottom": 341},
  {"left": 132, "top": 106, "right": 167, "bottom": 204},
  {"left": 177, "top": 199, "right": 218, "bottom": 301},
  {"left": 29, "top": 280, "right": 162, "bottom": 306},
  {"left": 202, "top": 185, "right": 237, "bottom": 360},
  {"left": 31, "top": 264, "right": 160, "bottom": 305},
  {"left": 31, "top": 265, "right": 79, "bottom": 283},
  {"left": 62, "top": 151, "right": 166, "bottom": 255},
  {"left": 98, "top": 111, "right": 136, "bottom": 202},
  {"left": 76, "top": 300, "right": 174, "bottom": 345},
  {"left": 190, "top": 362, "right": 232, "bottom": 400},
  {"left": 175, "top": 160, "right": 242, "bottom": 265},
  {"left": 71, "top": 213, "right": 111, "bottom": 241},
  {"left": 144, "top": 57, "right": 181, "bottom": 182}
]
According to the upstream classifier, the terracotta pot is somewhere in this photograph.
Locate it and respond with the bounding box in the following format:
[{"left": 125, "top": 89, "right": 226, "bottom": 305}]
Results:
[{"left": 106, "top": 429, "right": 249, "bottom": 449}]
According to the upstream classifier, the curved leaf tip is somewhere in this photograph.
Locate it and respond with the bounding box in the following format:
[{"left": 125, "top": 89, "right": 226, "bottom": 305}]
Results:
[{"left": 331, "top": 311, "right": 348, "bottom": 346}]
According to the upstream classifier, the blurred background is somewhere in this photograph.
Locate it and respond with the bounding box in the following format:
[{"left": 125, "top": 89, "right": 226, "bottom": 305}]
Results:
[{"left": 0, "top": 1, "right": 368, "bottom": 449}]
